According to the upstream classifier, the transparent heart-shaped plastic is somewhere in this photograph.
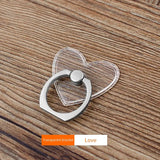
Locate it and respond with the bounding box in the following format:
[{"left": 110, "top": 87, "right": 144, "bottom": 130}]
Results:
[{"left": 52, "top": 47, "right": 120, "bottom": 106}]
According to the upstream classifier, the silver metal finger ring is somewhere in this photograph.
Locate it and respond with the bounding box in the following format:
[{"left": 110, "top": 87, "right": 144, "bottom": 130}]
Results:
[{"left": 39, "top": 69, "right": 92, "bottom": 121}]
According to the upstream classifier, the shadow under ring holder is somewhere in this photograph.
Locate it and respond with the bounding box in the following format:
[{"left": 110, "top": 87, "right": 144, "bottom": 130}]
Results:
[{"left": 39, "top": 69, "right": 92, "bottom": 121}]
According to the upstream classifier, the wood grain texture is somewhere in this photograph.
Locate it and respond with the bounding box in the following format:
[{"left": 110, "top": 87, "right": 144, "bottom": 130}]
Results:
[
  {"left": 139, "top": 0, "right": 160, "bottom": 6},
  {"left": 0, "top": 0, "right": 160, "bottom": 159}
]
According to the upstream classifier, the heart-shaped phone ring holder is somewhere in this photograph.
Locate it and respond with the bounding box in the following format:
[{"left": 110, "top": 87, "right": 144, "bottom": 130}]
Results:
[
  {"left": 39, "top": 69, "right": 92, "bottom": 121},
  {"left": 40, "top": 47, "right": 120, "bottom": 121}
]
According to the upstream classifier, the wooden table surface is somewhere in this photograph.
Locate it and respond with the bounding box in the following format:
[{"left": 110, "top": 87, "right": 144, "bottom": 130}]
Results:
[{"left": 0, "top": 0, "right": 160, "bottom": 160}]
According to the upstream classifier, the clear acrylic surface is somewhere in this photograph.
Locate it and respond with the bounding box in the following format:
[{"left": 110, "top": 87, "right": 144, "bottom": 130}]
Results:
[{"left": 52, "top": 47, "right": 120, "bottom": 106}]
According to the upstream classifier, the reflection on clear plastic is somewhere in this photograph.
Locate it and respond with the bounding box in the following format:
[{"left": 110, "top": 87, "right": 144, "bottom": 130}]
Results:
[{"left": 52, "top": 47, "right": 120, "bottom": 106}]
